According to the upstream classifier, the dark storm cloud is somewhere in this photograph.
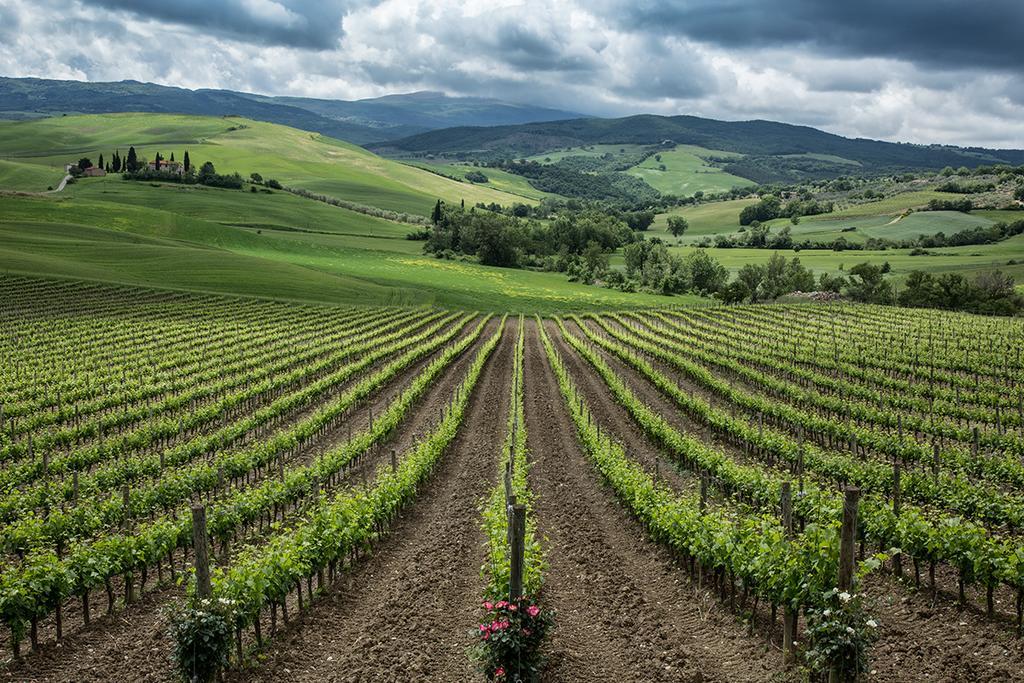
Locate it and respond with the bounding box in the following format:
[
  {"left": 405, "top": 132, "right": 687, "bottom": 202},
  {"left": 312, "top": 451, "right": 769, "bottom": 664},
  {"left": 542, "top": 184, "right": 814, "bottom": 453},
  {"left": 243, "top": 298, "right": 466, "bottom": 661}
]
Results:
[
  {"left": 2, "top": 0, "right": 1022, "bottom": 147},
  {"left": 89, "top": 0, "right": 358, "bottom": 49},
  {"left": 0, "top": 4, "right": 19, "bottom": 40},
  {"left": 610, "top": 0, "right": 1024, "bottom": 71},
  {"left": 489, "top": 24, "right": 598, "bottom": 73}
]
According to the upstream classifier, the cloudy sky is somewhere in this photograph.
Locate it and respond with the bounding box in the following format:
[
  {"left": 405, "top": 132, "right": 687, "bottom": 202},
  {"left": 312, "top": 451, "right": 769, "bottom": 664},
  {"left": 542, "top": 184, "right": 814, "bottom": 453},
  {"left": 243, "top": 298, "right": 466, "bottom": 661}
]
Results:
[{"left": 1, "top": 0, "right": 1022, "bottom": 148}]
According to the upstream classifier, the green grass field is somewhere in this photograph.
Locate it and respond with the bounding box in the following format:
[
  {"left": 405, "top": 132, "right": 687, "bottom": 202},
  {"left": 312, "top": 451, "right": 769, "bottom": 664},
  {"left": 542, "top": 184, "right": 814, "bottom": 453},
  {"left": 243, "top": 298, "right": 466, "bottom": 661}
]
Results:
[
  {"left": 651, "top": 198, "right": 757, "bottom": 239},
  {"left": 660, "top": 239, "right": 1024, "bottom": 285},
  {"left": 2, "top": 112, "right": 1018, "bottom": 311},
  {"left": 628, "top": 145, "right": 753, "bottom": 196},
  {"left": 402, "top": 161, "right": 557, "bottom": 201},
  {"left": 0, "top": 159, "right": 65, "bottom": 192},
  {"left": 652, "top": 191, "right": 1006, "bottom": 246},
  {"left": 0, "top": 114, "right": 529, "bottom": 215},
  {"left": 0, "top": 181, "right": 689, "bottom": 312}
]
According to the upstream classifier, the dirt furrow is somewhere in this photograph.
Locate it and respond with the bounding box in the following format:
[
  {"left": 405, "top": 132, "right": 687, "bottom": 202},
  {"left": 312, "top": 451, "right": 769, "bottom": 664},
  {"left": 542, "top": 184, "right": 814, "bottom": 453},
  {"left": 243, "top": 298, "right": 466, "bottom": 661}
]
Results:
[
  {"left": 228, "top": 318, "right": 514, "bottom": 682},
  {"left": 524, "top": 319, "right": 776, "bottom": 683},
  {"left": 543, "top": 319, "right": 693, "bottom": 496}
]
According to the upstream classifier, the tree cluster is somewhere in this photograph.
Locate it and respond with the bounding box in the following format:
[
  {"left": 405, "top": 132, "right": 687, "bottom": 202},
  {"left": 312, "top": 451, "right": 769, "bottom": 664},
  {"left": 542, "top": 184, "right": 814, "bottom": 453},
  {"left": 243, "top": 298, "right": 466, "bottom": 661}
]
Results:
[
  {"left": 925, "top": 198, "right": 973, "bottom": 212},
  {"left": 935, "top": 180, "right": 995, "bottom": 194},
  {"left": 739, "top": 194, "right": 834, "bottom": 226},
  {"left": 496, "top": 160, "right": 661, "bottom": 207},
  {"left": 122, "top": 160, "right": 244, "bottom": 189},
  {"left": 616, "top": 240, "right": 728, "bottom": 295},
  {"left": 899, "top": 270, "right": 1023, "bottom": 316},
  {"left": 719, "top": 252, "right": 815, "bottom": 303},
  {"left": 422, "top": 202, "right": 636, "bottom": 270}
]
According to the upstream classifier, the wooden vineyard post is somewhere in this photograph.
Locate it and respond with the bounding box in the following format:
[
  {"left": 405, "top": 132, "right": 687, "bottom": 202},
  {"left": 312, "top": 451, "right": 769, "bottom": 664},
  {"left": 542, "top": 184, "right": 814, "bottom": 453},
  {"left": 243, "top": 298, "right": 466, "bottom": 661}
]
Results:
[
  {"left": 391, "top": 448, "right": 397, "bottom": 472},
  {"left": 509, "top": 504, "right": 526, "bottom": 601},
  {"left": 839, "top": 487, "right": 861, "bottom": 592},
  {"left": 893, "top": 461, "right": 903, "bottom": 578},
  {"left": 191, "top": 505, "right": 212, "bottom": 600},
  {"left": 932, "top": 442, "right": 940, "bottom": 483},
  {"left": 781, "top": 481, "right": 796, "bottom": 668},
  {"left": 781, "top": 481, "right": 793, "bottom": 538},
  {"left": 831, "top": 487, "right": 861, "bottom": 683},
  {"left": 699, "top": 470, "right": 709, "bottom": 513}
]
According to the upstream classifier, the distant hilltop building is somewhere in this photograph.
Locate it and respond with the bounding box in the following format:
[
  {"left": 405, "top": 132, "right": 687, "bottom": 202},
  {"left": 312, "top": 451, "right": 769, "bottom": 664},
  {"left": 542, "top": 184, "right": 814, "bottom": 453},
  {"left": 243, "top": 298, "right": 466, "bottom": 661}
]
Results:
[{"left": 148, "top": 159, "right": 184, "bottom": 174}]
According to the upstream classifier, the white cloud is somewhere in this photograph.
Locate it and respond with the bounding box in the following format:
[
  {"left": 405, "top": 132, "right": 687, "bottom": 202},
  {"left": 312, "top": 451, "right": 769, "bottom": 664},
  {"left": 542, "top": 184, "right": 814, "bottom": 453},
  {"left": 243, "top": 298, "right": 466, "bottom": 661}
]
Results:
[{"left": 0, "top": 0, "right": 1021, "bottom": 148}]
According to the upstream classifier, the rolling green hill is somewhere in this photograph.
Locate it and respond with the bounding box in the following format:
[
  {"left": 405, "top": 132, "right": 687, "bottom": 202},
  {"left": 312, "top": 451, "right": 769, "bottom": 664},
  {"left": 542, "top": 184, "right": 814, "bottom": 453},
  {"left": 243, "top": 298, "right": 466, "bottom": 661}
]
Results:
[
  {"left": 0, "top": 113, "right": 530, "bottom": 215},
  {"left": 402, "top": 161, "right": 559, "bottom": 201},
  {"left": 627, "top": 145, "right": 753, "bottom": 195},
  {"left": 0, "top": 112, "right": 696, "bottom": 310},
  {"left": 371, "top": 114, "right": 1024, "bottom": 183},
  {"left": 0, "top": 177, "right": 683, "bottom": 312},
  {"left": 0, "top": 159, "right": 65, "bottom": 192}
]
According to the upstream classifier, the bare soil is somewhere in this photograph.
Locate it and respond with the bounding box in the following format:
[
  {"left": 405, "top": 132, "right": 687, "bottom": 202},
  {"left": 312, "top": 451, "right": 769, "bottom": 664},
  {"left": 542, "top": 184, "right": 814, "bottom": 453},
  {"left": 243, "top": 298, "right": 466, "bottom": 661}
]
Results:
[
  {"left": 523, "top": 319, "right": 779, "bottom": 683},
  {"left": 225, "top": 318, "right": 515, "bottom": 682}
]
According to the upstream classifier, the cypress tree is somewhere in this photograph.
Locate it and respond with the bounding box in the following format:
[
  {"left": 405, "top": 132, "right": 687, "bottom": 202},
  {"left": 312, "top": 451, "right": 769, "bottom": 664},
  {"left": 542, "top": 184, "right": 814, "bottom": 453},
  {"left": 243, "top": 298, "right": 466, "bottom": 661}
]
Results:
[
  {"left": 183, "top": 151, "right": 190, "bottom": 173},
  {"left": 126, "top": 146, "right": 138, "bottom": 173},
  {"left": 98, "top": 153, "right": 104, "bottom": 169},
  {"left": 170, "top": 152, "right": 175, "bottom": 162},
  {"left": 431, "top": 199, "right": 443, "bottom": 225}
]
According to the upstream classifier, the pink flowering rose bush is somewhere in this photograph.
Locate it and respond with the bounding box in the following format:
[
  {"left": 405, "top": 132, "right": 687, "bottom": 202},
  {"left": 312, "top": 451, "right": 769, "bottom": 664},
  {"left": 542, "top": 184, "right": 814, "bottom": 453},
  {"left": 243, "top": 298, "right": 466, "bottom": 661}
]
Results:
[{"left": 470, "top": 596, "right": 554, "bottom": 681}]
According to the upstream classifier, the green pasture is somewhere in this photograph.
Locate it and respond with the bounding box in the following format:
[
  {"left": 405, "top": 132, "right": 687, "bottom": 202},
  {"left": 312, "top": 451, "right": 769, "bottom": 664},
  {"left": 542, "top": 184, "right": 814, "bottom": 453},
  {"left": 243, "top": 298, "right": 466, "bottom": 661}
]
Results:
[
  {"left": 0, "top": 114, "right": 528, "bottom": 215},
  {"left": 628, "top": 145, "right": 753, "bottom": 196},
  {"left": 661, "top": 238, "right": 1024, "bottom": 285},
  {"left": 402, "top": 161, "right": 556, "bottom": 201},
  {"left": 0, "top": 187, "right": 686, "bottom": 312},
  {"left": 0, "top": 159, "right": 65, "bottom": 192}
]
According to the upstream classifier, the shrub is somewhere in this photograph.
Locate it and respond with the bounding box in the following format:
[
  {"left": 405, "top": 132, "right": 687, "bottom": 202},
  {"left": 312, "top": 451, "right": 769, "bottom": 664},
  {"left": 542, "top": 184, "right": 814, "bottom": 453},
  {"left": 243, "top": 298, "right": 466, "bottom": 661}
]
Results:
[
  {"left": 169, "top": 599, "right": 234, "bottom": 683},
  {"left": 804, "top": 589, "right": 879, "bottom": 680},
  {"left": 470, "top": 597, "right": 554, "bottom": 682}
]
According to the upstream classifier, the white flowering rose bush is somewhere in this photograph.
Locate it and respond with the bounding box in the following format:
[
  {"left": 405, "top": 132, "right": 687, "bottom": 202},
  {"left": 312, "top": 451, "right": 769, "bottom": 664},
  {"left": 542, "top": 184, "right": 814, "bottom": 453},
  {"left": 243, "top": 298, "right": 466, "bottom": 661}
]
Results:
[
  {"left": 804, "top": 587, "right": 879, "bottom": 678},
  {"left": 168, "top": 597, "right": 234, "bottom": 683}
]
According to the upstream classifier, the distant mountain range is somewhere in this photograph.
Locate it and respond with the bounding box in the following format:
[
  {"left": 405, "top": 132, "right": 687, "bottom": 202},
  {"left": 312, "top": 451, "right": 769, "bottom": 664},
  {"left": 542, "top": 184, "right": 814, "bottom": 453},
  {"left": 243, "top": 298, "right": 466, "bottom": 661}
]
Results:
[
  {"left": 0, "top": 77, "right": 584, "bottom": 144},
  {"left": 370, "top": 115, "right": 1024, "bottom": 183}
]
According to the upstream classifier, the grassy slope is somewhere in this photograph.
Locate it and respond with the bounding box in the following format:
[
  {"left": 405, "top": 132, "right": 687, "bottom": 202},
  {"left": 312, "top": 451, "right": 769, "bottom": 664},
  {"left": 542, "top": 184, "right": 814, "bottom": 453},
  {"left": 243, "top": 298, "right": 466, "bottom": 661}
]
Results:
[
  {"left": 654, "top": 191, "right": 992, "bottom": 244},
  {"left": 646, "top": 191, "right": 1024, "bottom": 285},
  {"left": 66, "top": 181, "right": 411, "bottom": 238},
  {"left": 0, "top": 113, "right": 684, "bottom": 311},
  {"left": 0, "top": 159, "right": 65, "bottom": 192},
  {"left": 402, "top": 161, "right": 557, "bottom": 201},
  {"left": 651, "top": 198, "right": 758, "bottom": 238},
  {"left": 0, "top": 180, "right": 688, "bottom": 312},
  {"left": 661, "top": 239, "right": 1024, "bottom": 286},
  {"left": 628, "top": 145, "right": 753, "bottom": 195},
  {"left": 0, "top": 113, "right": 528, "bottom": 215}
]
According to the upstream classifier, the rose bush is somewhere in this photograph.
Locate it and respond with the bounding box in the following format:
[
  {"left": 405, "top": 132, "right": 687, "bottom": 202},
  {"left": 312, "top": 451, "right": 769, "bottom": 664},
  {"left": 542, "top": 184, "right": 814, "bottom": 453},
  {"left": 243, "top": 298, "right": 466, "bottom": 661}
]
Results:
[{"left": 471, "top": 596, "right": 554, "bottom": 681}]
